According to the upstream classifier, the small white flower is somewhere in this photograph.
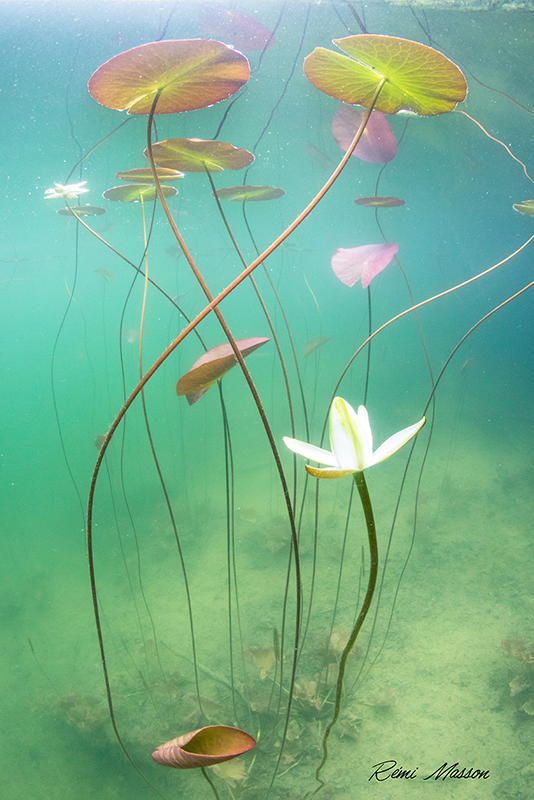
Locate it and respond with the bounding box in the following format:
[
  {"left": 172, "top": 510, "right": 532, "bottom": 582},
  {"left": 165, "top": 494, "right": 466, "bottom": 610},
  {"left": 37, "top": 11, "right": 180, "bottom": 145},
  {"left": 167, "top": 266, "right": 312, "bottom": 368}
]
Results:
[
  {"left": 283, "top": 397, "right": 425, "bottom": 478},
  {"left": 44, "top": 181, "right": 89, "bottom": 200}
]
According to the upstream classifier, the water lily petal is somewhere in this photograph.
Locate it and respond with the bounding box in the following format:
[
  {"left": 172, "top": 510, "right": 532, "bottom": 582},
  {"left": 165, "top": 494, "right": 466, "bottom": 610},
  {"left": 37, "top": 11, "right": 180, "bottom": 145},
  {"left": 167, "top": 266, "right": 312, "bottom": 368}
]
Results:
[
  {"left": 283, "top": 436, "right": 339, "bottom": 467},
  {"left": 329, "top": 397, "right": 364, "bottom": 470},
  {"left": 305, "top": 465, "right": 356, "bottom": 479},
  {"left": 354, "top": 405, "right": 374, "bottom": 466},
  {"left": 371, "top": 417, "right": 426, "bottom": 466}
]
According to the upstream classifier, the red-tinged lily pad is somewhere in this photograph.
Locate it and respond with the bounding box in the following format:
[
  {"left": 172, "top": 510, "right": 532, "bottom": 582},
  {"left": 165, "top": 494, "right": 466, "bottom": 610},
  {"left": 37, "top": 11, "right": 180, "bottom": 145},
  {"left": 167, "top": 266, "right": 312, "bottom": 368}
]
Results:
[
  {"left": 147, "top": 138, "right": 254, "bottom": 173},
  {"left": 304, "top": 35, "right": 467, "bottom": 116},
  {"left": 513, "top": 200, "right": 534, "bottom": 216},
  {"left": 103, "top": 184, "right": 177, "bottom": 203},
  {"left": 152, "top": 725, "right": 256, "bottom": 769},
  {"left": 213, "top": 185, "right": 285, "bottom": 201},
  {"left": 198, "top": 5, "right": 275, "bottom": 52},
  {"left": 176, "top": 337, "right": 270, "bottom": 404},
  {"left": 332, "top": 105, "right": 396, "bottom": 163},
  {"left": 116, "top": 167, "right": 184, "bottom": 183},
  {"left": 57, "top": 205, "right": 106, "bottom": 217},
  {"left": 88, "top": 39, "right": 250, "bottom": 115},
  {"left": 354, "top": 196, "right": 405, "bottom": 207},
  {"left": 332, "top": 243, "right": 398, "bottom": 288}
]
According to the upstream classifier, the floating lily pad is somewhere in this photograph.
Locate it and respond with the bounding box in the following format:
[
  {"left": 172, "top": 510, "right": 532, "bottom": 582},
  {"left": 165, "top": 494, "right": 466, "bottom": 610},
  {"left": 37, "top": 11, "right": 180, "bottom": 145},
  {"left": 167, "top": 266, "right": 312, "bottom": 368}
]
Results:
[
  {"left": 57, "top": 205, "right": 106, "bottom": 217},
  {"left": 354, "top": 196, "right": 405, "bottom": 207},
  {"left": 213, "top": 185, "right": 285, "bottom": 201},
  {"left": 304, "top": 35, "right": 467, "bottom": 116},
  {"left": 176, "top": 337, "right": 270, "bottom": 404},
  {"left": 103, "top": 184, "right": 177, "bottom": 203},
  {"left": 513, "top": 200, "right": 534, "bottom": 216},
  {"left": 147, "top": 138, "right": 254, "bottom": 173},
  {"left": 115, "top": 167, "right": 184, "bottom": 183},
  {"left": 88, "top": 39, "right": 250, "bottom": 115}
]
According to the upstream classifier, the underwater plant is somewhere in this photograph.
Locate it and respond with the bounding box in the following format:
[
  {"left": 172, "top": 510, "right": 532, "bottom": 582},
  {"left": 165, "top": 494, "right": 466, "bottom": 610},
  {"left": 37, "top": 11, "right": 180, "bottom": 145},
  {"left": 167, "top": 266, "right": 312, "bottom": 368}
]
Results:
[{"left": 31, "top": 6, "right": 534, "bottom": 800}]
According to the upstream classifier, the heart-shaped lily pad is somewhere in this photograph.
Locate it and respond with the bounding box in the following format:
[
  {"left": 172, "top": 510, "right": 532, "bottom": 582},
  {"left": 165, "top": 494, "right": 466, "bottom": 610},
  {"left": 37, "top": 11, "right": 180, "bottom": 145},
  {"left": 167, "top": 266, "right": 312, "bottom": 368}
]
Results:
[
  {"left": 304, "top": 34, "right": 467, "bottom": 116},
  {"left": 103, "top": 184, "right": 177, "bottom": 203},
  {"left": 88, "top": 39, "right": 250, "bottom": 115},
  {"left": 212, "top": 185, "right": 285, "bottom": 201},
  {"left": 147, "top": 138, "right": 254, "bottom": 173},
  {"left": 116, "top": 167, "right": 184, "bottom": 183}
]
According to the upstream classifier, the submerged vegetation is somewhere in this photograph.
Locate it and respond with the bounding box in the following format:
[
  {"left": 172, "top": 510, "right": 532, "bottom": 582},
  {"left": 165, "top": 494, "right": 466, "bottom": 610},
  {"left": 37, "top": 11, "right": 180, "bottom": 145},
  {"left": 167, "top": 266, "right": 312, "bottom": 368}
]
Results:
[{"left": 2, "top": 1, "right": 534, "bottom": 798}]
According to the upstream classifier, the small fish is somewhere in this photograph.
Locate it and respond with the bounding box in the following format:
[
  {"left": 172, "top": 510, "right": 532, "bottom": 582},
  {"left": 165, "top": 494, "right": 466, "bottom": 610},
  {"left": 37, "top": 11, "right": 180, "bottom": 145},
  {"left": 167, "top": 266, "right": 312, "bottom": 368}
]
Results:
[
  {"left": 460, "top": 357, "right": 476, "bottom": 375},
  {"left": 303, "top": 336, "right": 330, "bottom": 357},
  {"left": 95, "top": 434, "right": 106, "bottom": 451},
  {"left": 96, "top": 268, "right": 115, "bottom": 282},
  {"left": 125, "top": 328, "right": 138, "bottom": 344}
]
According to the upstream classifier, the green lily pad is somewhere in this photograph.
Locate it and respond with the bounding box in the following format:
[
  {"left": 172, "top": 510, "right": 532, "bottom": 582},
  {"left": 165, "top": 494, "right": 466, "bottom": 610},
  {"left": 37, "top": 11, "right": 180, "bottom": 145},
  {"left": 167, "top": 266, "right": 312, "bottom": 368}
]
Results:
[
  {"left": 103, "top": 184, "right": 177, "bottom": 203},
  {"left": 88, "top": 39, "right": 250, "bottom": 115},
  {"left": 147, "top": 138, "right": 254, "bottom": 173},
  {"left": 212, "top": 185, "right": 285, "bottom": 201},
  {"left": 304, "top": 35, "right": 467, "bottom": 116},
  {"left": 56, "top": 205, "right": 106, "bottom": 217},
  {"left": 513, "top": 200, "right": 534, "bottom": 215},
  {"left": 116, "top": 167, "right": 184, "bottom": 183}
]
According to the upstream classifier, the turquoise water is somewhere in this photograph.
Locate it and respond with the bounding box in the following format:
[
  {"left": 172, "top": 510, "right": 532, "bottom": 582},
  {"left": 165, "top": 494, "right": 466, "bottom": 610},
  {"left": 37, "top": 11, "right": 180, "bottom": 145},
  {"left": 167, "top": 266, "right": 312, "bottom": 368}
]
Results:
[{"left": 1, "top": 1, "right": 533, "bottom": 798}]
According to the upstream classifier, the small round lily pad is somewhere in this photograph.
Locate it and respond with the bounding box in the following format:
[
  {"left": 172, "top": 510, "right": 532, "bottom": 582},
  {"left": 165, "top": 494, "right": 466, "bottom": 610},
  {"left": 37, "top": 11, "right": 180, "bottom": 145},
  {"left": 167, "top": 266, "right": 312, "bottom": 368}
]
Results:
[
  {"left": 57, "top": 205, "right": 106, "bottom": 216},
  {"left": 103, "top": 184, "right": 177, "bottom": 203},
  {"left": 212, "top": 185, "right": 285, "bottom": 201}
]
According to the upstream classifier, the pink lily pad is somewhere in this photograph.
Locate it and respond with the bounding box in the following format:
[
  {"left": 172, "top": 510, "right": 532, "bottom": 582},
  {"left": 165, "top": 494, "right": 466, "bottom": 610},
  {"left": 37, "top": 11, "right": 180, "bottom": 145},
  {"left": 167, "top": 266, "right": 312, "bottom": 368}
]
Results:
[
  {"left": 331, "top": 243, "right": 398, "bottom": 289},
  {"left": 176, "top": 337, "right": 270, "bottom": 404},
  {"left": 332, "top": 104, "right": 397, "bottom": 163},
  {"left": 198, "top": 6, "right": 275, "bottom": 52}
]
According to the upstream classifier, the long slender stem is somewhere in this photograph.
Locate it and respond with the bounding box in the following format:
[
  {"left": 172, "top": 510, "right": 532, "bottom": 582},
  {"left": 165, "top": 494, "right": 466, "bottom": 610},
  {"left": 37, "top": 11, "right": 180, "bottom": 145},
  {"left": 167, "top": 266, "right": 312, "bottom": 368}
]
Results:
[{"left": 312, "top": 470, "right": 378, "bottom": 793}]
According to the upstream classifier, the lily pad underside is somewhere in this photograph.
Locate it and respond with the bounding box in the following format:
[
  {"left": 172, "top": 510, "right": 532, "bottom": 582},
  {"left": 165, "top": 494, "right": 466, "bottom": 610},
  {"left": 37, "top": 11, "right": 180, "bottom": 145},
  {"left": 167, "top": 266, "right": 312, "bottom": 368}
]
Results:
[
  {"left": 88, "top": 39, "right": 250, "bottom": 115},
  {"left": 213, "top": 185, "right": 285, "bottom": 201},
  {"left": 116, "top": 167, "right": 184, "bottom": 183},
  {"left": 103, "top": 184, "right": 178, "bottom": 203},
  {"left": 148, "top": 138, "right": 254, "bottom": 172},
  {"left": 176, "top": 337, "right": 270, "bottom": 404},
  {"left": 57, "top": 205, "right": 106, "bottom": 216},
  {"left": 304, "top": 34, "right": 467, "bottom": 116}
]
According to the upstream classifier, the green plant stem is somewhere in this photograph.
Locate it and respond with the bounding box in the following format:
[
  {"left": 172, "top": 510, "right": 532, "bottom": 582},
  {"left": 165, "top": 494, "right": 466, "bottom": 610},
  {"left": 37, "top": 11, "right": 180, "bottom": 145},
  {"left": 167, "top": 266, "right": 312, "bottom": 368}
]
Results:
[{"left": 312, "top": 470, "right": 378, "bottom": 793}]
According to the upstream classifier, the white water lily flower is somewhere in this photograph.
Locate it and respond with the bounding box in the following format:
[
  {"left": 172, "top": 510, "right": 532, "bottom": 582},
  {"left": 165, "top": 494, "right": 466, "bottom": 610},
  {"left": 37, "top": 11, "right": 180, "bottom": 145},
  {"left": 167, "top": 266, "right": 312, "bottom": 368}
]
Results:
[
  {"left": 44, "top": 181, "right": 89, "bottom": 200},
  {"left": 283, "top": 397, "right": 426, "bottom": 478}
]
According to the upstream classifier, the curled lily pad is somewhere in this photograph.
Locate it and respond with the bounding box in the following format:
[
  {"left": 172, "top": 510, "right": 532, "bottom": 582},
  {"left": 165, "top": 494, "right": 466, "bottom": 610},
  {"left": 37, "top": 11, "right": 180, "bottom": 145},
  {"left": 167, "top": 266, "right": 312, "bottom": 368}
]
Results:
[
  {"left": 147, "top": 138, "right": 254, "bottom": 173},
  {"left": 88, "top": 39, "right": 250, "bottom": 115},
  {"left": 176, "top": 337, "right": 270, "bottom": 404},
  {"left": 57, "top": 205, "right": 106, "bottom": 216},
  {"left": 213, "top": 185, "right": 285, "bottom": 201},
  {"left": 152, "top": 725, "right": 256, "bottom": 769},
  {"left": 304, "top": 35, "right": 467, "bottom": 116},
  {"left": 513, "top": 200, "right": 534, "bottom": 216},
  {"left": 354, "top": 196, "right": 405, "bottom": 207},
  {"left": 116, "top": 167, "right": 184, "bottom": 183},
  {"left": 103, "top": 184, "right": 177, "bottom": 203}
]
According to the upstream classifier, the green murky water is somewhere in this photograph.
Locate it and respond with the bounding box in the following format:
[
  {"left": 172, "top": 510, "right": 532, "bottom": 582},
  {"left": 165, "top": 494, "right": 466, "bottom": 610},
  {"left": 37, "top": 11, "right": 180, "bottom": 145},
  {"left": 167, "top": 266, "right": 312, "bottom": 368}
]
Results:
[{"left": 1, "top": 1, "right": 533, "bottom": 798}]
